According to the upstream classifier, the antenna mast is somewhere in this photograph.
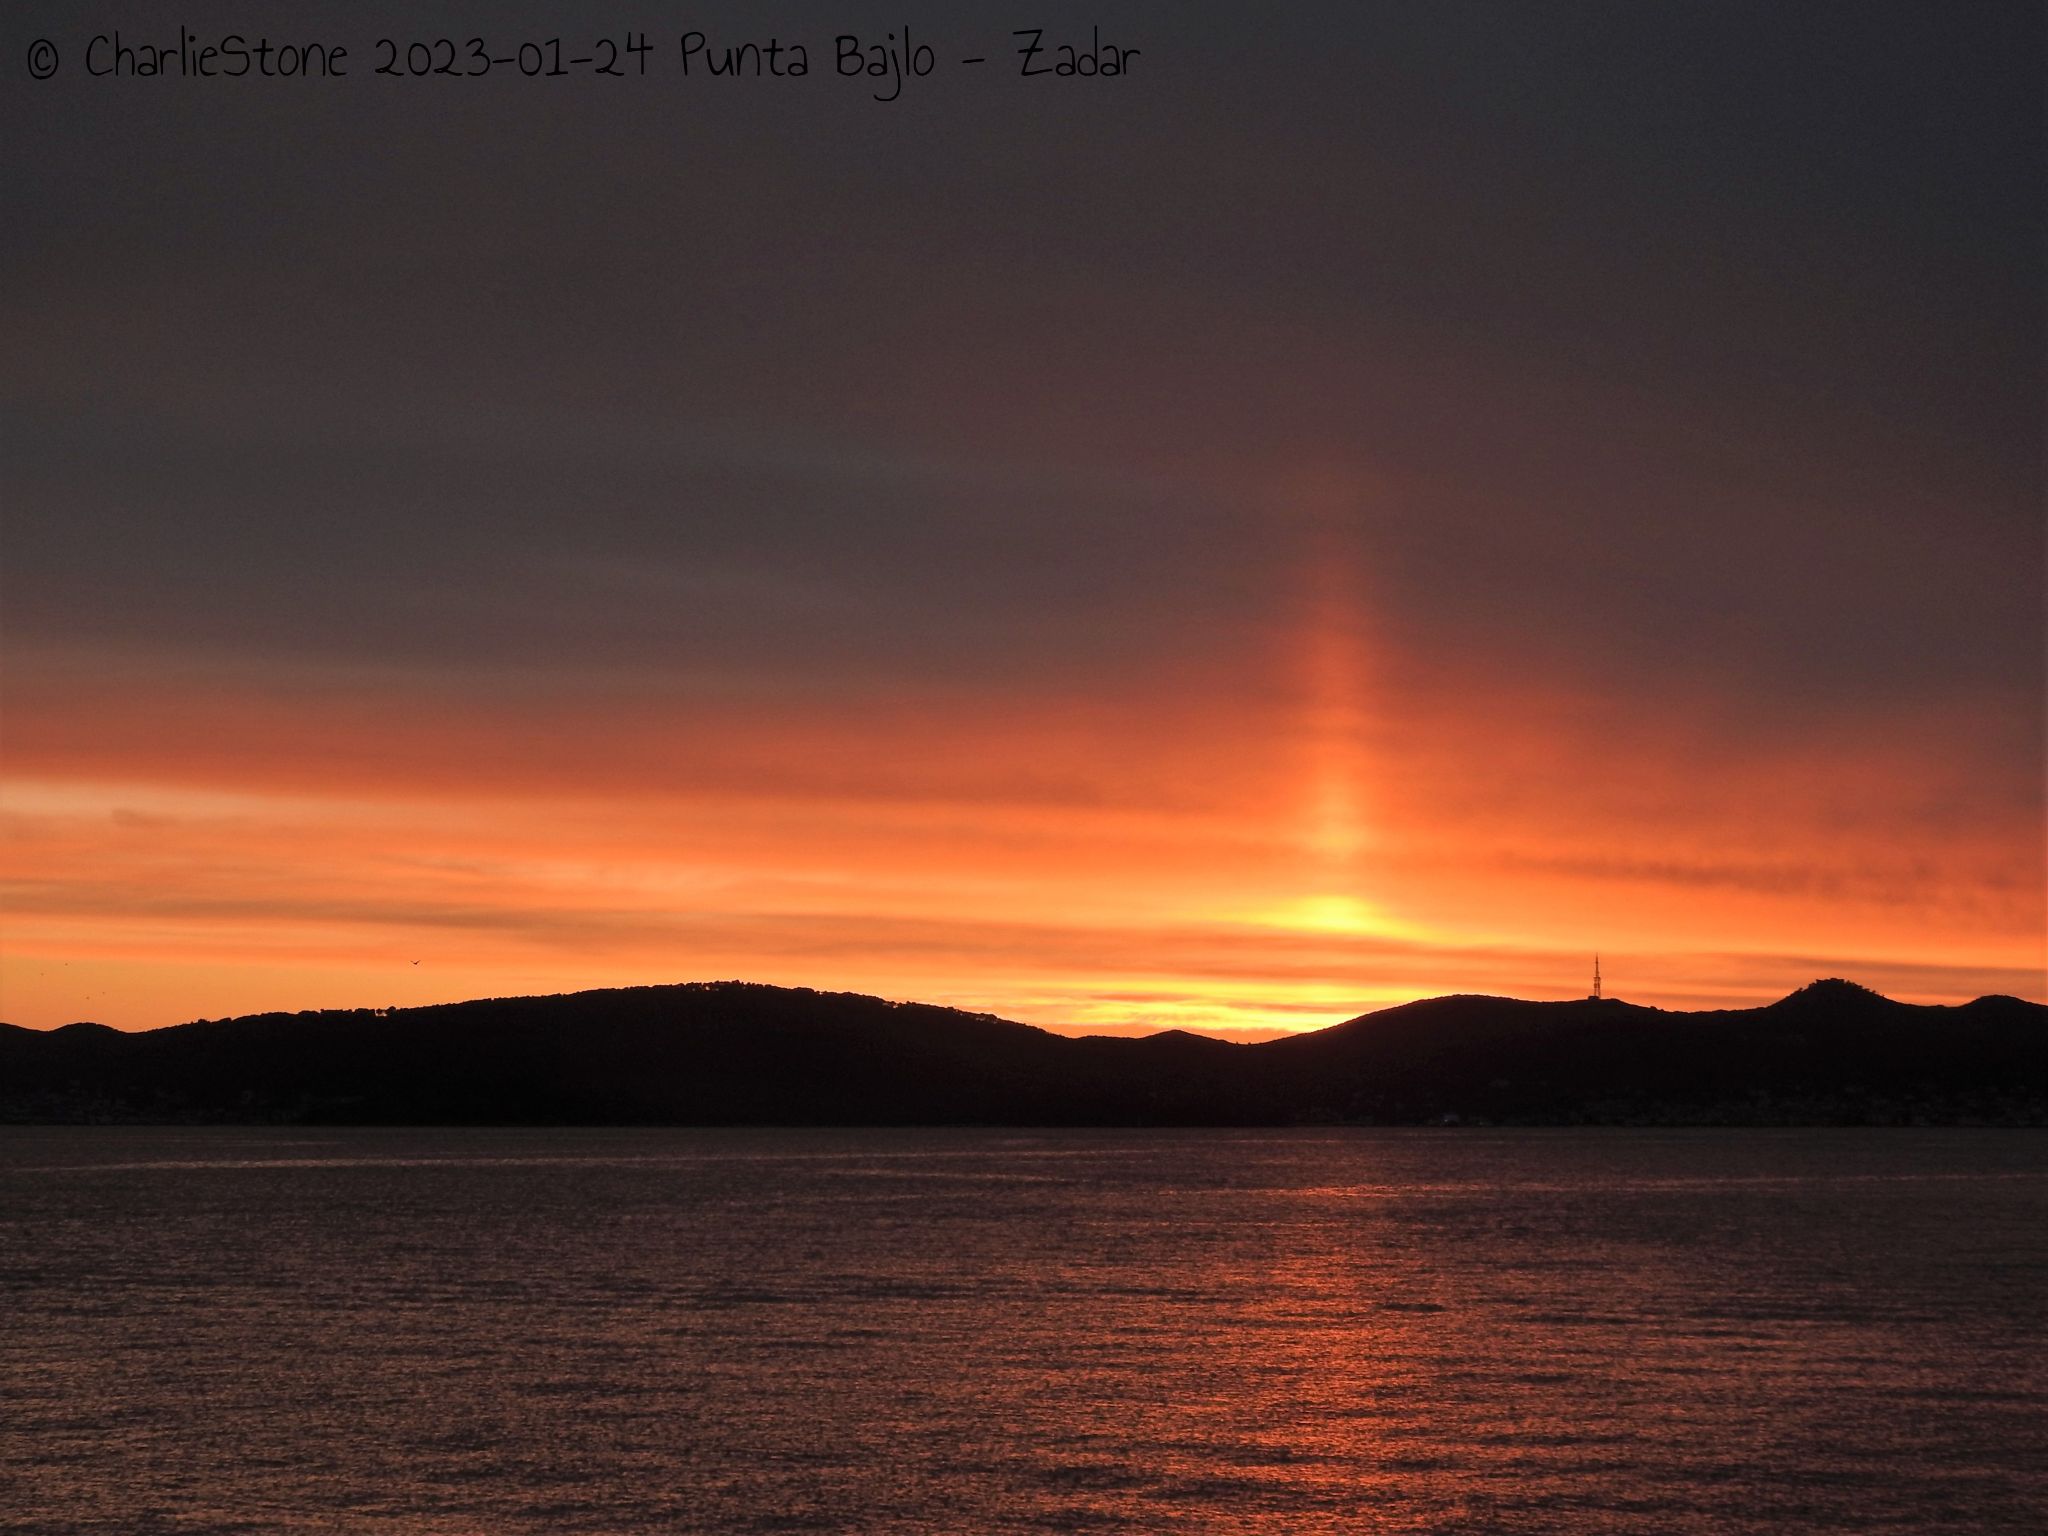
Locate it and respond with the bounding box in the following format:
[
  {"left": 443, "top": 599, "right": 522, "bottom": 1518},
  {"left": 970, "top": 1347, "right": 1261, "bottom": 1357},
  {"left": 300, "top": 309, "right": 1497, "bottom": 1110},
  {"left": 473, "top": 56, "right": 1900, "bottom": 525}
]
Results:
[{"left": 1593, "top": 954, "right": 1602, "bottom": 1000}]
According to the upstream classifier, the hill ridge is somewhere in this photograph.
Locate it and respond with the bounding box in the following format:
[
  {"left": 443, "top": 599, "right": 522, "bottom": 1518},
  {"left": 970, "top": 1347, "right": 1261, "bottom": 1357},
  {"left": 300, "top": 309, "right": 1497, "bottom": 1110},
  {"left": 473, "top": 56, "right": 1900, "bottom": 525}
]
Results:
[{"left": 3, "top": 979, "right": 2042, "bottom": 1126}]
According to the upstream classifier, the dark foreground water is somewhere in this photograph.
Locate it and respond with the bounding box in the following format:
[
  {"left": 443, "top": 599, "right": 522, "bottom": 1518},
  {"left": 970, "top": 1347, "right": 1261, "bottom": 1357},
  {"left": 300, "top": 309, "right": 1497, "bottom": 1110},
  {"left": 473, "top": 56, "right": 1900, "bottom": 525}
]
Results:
[{"left": 2, "top": 1129, "right": 2043, "bottom": 1534}]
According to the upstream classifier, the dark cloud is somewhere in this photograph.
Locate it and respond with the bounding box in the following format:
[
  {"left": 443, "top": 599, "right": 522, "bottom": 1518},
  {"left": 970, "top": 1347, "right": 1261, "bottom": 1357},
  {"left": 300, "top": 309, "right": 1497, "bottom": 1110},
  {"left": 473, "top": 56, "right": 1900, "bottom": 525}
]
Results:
[{"left": 3, "top": 1, "right": 2039, "bottom": 734}]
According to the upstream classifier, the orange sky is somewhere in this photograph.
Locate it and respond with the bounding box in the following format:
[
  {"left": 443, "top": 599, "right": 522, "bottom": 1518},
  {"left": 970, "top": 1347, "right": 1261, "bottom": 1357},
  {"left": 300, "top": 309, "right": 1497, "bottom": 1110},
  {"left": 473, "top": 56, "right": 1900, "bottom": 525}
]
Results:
[
  {"left": 4, "top": 9, "right": 2041, "bottom": 1035},
  {"left": 4, "top": 497, "right": 2039, "bottom": 1035}
]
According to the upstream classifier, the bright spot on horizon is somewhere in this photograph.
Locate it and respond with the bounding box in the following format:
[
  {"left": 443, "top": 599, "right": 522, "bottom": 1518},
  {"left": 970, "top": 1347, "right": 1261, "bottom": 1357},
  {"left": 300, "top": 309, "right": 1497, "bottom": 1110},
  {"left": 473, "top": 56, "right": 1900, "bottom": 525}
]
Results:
[{"left": 1256, "top": 893, "right": 1411, "bottom": 938}]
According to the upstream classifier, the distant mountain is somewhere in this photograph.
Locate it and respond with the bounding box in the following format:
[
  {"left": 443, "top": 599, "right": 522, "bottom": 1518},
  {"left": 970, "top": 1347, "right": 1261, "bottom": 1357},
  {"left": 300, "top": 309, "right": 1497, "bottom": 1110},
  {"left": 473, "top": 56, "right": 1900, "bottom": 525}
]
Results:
[{"left": 2, "top": 978, "right": 2043, "bottom": 1126}]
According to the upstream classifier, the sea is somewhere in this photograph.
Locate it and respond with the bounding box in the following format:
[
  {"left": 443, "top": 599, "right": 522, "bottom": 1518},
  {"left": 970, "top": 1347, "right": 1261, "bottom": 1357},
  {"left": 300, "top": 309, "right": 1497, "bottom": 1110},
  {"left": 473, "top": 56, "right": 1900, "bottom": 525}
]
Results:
[{"left": 3, "top": 1128, "right": 2043, "bottom": 1534}]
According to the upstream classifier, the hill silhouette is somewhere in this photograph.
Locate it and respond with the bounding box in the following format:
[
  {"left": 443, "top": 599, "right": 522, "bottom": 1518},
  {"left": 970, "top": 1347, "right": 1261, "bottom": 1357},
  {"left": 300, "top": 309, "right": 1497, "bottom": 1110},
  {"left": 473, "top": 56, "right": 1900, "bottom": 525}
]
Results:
[{"left": 2, "top": 979, "right": 2043, "bottom": 1126}]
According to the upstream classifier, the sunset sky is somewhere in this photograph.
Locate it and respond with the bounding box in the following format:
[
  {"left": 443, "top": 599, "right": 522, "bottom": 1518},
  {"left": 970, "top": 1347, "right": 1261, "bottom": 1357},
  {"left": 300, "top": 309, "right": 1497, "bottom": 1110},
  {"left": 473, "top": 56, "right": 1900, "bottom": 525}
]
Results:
[{"left": 3, "top": 2, "right": 2042, "bottom": 1035}]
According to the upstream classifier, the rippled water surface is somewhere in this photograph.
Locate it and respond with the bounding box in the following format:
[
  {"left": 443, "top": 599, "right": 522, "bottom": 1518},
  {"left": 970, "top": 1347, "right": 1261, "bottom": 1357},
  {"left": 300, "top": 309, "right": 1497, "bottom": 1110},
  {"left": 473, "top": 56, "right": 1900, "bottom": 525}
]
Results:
[{"left": 4, "top": 1128, "right": 2043, "bottom": 1533}]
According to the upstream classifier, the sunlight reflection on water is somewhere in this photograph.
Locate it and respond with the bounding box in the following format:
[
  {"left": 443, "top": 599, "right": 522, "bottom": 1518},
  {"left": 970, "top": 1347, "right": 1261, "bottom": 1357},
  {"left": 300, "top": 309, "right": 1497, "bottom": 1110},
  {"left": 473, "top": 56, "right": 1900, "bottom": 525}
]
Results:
[{"left": 3, "top": 1127, "right": 2044, "bottom": 1534}]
